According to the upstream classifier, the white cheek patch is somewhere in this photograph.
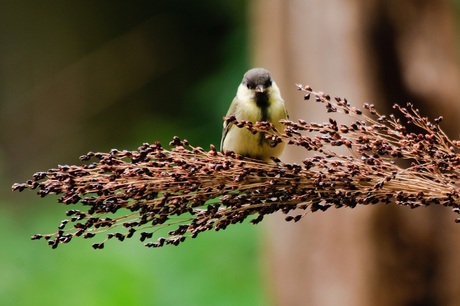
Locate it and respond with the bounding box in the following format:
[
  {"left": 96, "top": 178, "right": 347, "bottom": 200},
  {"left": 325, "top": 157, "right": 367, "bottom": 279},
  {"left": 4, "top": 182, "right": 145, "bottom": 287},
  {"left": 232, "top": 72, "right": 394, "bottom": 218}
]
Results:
[
  {"left": 268, "top": 82, "right": 283, "bottom": 101},
  {"left": 236, "top": 84, "right": 253, "bottom": 101}
]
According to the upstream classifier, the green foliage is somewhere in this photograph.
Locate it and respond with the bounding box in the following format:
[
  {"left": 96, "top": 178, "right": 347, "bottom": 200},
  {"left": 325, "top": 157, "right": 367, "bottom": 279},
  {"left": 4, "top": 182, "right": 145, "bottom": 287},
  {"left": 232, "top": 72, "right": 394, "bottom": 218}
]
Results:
[{"left": 0, "top": 201, "right": 269, "bottom": 306}]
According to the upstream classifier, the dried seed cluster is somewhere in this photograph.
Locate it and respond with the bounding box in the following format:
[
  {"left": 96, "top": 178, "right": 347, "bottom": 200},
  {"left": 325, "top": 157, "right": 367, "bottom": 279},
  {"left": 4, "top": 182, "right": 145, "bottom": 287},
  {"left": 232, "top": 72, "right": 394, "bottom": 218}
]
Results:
[{"left": 12, "top": 85, "right": 460, "bottom": 249}]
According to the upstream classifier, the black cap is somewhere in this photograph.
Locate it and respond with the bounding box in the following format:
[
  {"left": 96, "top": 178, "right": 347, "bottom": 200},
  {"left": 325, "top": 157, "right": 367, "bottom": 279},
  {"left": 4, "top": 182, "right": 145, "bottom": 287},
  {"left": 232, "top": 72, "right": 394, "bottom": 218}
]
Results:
[{"left": 242, "top": 68, "right": 273, "bottom": 90}]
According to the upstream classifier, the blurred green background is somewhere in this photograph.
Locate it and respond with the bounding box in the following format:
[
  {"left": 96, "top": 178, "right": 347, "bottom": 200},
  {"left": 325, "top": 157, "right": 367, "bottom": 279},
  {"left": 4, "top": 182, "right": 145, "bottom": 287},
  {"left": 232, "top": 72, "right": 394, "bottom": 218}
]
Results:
[{"left": 0, "top": 1, "right": 270, "bottom": 305}]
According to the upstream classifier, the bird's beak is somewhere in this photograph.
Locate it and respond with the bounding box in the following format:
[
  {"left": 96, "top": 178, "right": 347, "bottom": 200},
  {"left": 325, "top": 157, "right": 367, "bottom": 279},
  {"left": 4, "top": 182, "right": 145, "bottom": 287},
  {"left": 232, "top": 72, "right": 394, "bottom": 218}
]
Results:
[{"left": 255, "top": 84, "right": 265, "bottom": 93}]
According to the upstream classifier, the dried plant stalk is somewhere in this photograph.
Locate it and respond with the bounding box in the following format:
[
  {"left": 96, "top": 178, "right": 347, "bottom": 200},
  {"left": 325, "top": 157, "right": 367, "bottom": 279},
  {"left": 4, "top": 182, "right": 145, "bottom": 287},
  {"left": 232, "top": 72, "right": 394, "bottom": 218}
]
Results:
[{"left": 12, "top": 85, "right": 460, "bottom": 249}]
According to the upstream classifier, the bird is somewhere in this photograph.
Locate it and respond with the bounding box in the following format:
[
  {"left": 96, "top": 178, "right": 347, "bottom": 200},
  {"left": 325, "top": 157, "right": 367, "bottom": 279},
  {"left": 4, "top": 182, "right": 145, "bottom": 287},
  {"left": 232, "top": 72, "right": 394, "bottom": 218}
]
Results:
[{"left": 220, "top": 68, "right": 288, "bottom": 162}]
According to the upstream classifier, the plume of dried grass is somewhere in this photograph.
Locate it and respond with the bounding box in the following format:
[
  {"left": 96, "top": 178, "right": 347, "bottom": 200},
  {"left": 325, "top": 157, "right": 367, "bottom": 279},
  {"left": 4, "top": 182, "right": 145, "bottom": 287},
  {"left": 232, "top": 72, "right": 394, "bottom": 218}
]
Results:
[{"left": 12, "top": 85, "right": 460, "bottom": 249}]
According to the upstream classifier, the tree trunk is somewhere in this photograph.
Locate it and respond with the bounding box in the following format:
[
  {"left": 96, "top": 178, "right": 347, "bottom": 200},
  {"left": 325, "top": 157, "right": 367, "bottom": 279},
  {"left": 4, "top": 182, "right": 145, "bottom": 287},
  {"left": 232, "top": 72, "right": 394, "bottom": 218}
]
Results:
[{"left": 251, "top": 0, "right": 460, "bottom": 305}]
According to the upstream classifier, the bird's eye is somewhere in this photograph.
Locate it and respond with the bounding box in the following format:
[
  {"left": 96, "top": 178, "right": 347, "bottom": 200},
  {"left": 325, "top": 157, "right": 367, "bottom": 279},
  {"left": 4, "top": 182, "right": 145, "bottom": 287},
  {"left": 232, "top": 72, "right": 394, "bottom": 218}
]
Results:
[
  {"left": 246, "top": 82, "right": 256, "bottom": 90},
  {"left": 265, "top": 79, "right": 272, "bottom": 87}
]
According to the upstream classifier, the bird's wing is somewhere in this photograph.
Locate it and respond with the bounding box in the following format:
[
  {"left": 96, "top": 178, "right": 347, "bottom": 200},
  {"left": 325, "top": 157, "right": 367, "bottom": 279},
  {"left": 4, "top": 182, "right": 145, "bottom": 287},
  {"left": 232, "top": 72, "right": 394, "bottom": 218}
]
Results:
[
  {"left": 220, "top": 97, "right": 239, "bottom": 151},
  {"left": 279, "top": 97, "right": 289, "bottom": 120}
]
